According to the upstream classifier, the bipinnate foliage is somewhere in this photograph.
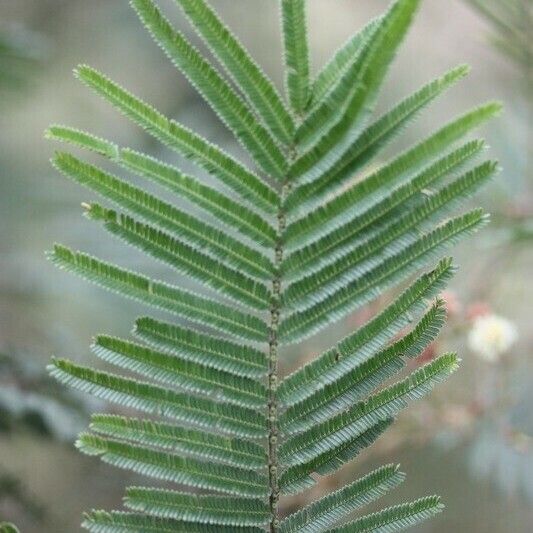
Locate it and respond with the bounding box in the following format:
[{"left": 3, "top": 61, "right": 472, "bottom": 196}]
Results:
[{"left": 46, "top": 0, "right": 500, "bottom": 531}]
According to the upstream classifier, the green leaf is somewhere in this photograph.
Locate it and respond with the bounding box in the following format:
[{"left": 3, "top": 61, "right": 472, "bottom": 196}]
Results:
[
  {"left": 328, "top": 495, "right": 444, "bottom": 532},
  {"left": 77, "top": 433, "right": 268, "bottom": 497},
  {"left": 86, "top": 204, "right": 271, "bottom": 311},
  {"left": 75, "top": 64, "right": 279, "bottom": 213},
  {"left": 279, "top": 267, "right": 452, "bottom": 406},
  {"left": 47, "top": 244, "right": 268, "bottom": 342},
  {"left": 131, "top": 0, "right": 287, "bottom": 178},
  {"left": 173, "top": 0, "right": 294, "bottom": 144},
  {"left": 124, "top": 488, "right": 270, "bottom": 526},
  {"left": 118, "top": 148, "right": 277, "bottom": 247},
  {"left": 0, "top": 525, "right": 20, "bottom": 533},
  {"left": 284, "top": 159, "right": 497, "bottom": 292},
  {"left": 280, "top": 464, "right": 405, "bottom": 532},
  {"left": 281, "top": 0, "right": 311, "bottom": 115},
  {"left": 133, "top": 316, "right": 267, "bottom": 379},
  {"left": 280, "top": 301, "right": 446, "bottom": 434},
  {"left": 287, "top": 0, "right": 421, "bottom": 182},
  {"left": 283, "top": 139, "right": 486, "bottom": 258},
  {"left": 280, "top": 210, "right": 485, "bottom": 343},
  {"left": 280, "top": 353, "right": 459, "bottom": 466},
  {"left": 289, "top": 64, "right": 470, "bottom": 206},
  {"left": 89, "top": 414, "right": 266, "bottom": 470},
  {"left": 48, "top": 359, "right": 267, "bottom": 438},
  {"left": 309, "top": 16, "right": 382, "bottom": 111},
  {"left": 286, "top": 101, "right": 501, "bottom": 213},
  {"left": 45, "top": 1, "right": 501, "bottom": 530},
  {"left": 284, "top": 161, "right": 497, "bottom": 308},
  {"left": 51, "top": 150, "right": 274, "bottom": 281},
  {"left": 46, "top": 126, "right": 278, "bottom": 249},
  {"left": 91, "top": 335, "right": 267, "bottom": 409},
  {"left": 279, "top": 419, "right": 394, "bottom": 495},
  {"left": 83, "top": 511, "right": 264, "bottom": 532}
]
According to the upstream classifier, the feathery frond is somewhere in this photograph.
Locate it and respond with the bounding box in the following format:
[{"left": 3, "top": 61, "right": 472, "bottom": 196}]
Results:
[
  {"left": 131, "top": 0, "right": 287, "bottom": 178},
  {"left": 47, "top": 0, "right": 499, "bottom": 531},
  {"left": 281, "top": 0, "right": 311, "bottom": 115},
  {"left": 75, "top": 64, "right": 278, "bottom": 213},
  {"left": 46, "top": 126, "right": 278, "bottom": 249},
  {"left": 173, "top": 0, "right": 294, "bottom": 144},
  {"left": 280, "top": 464, "right": 405, "bottom": 532},
  {"left": 124, "top": 488, "right": 270, "bottom": 526},
  {"left": 329, "top": 496, "right": 444, "bottom": 532}
]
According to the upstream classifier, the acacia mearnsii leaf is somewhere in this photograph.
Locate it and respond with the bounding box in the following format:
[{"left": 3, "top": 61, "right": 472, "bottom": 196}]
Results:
[
  {"left": 85, "top": 204, "right": 271, "bottom": 311},
  {"left": 290, "top": 64, "right": 471, "bottom": 204},
  {"left": 283, "top": 159, "right": 497, "bottom": 296},
  {"left": 282, "top": 151, "right": 490, "bottom": 298},
  {"left": 294, "top": 9, "right": 393, "bottom": 149},
  {"left": 47, "top": 244, "right": 268, "bottom": 342},
  {"left": 48, "top": 359, "right": 267, "bottom": 439},
  {"left": 283, "top": 139, "right": 486, "bottom": 256},
  {"left": 279, "top": 419, "right": 394, "bottom": 495},
  {"left": 76, "top": 433, "right": 268, "bottom": 497},
  {"left": 285, "top": 101, "right": 501, "bottom": 213},
  {"left": 281, "top": 0, "right": 311, "bottom": 115},
  {"left": 133, "top": 316, "right": 267, "bottom": 379},
  {"left": 130, "top": 0, "right": 287, "bottom": 179},
  {"left": 283, "top": 208, "right": 487, "bottom": 323},
  {"left": 279, "top": 261, "right": 454, "bottom": 406},
  {"left": 328, "top": 495, "right": 444, "bottom": 532},
  {"left": 280, "top": 464, "right": 405, "bottom": 532},
  {"left": 124, "top": 487, "right": 270, "bottom": 526},
  {"left": 173, "top": 0, "right": 294, "bottom": 144},
  {"left": 74, "top": 64, "right": 279, "bottom": 213},
  {"left": 51, "top": 150, "right": 274, "bottom": 281},
  {"left": 283, "top": 162, "right": 498, "bottom": 308},
  {"left": 280, "top": 209, "right": 486, "bottom": 344},
  {"left": 44, "top": 0, "right": 501, "bottom": 530},
  {"left": 89, "top": 414, "right": 266, "bottom": 470},
  {"left": 83, "top": 510, "right": 265, "bottom": 532},
  {"left": 287, "top": 0, "right": 420, "bottom": 182},
  {"left": 91, "top": 335, "right": 267, "bottom": 409},
  {"left": 280, "top": 300, "right": 447, "bottom": 434},
  {"left": 118, "top": 148, "right": 277, "bottom": 247},
  {"left": 46, "top": 126, "right": 278, "bottom": 250},
  {"left": 308, "top": 16, "right": 382, "bottom": 111},
  {"left": 280, "top": 353, "right": 459, "bottom": 466}
]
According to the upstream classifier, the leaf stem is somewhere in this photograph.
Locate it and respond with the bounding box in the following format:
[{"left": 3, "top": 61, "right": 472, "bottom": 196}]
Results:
[{"left": 268, "top": 182, "right": 289, "bottom": 532}]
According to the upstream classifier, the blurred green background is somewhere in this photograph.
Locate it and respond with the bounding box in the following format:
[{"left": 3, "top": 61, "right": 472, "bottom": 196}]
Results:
[{"left": 0, "top": 0, "right": 531, "bottom": 531}]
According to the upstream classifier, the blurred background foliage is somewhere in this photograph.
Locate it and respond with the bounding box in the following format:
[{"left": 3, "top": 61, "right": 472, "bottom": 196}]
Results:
[{"left": 0, "top": 0, "right": 531, "bottom": 531}]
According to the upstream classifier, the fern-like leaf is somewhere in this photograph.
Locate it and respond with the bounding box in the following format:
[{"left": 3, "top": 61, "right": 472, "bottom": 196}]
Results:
[
  {"left": 124, "top": 488, "right": 270, "bottom": 526},
  {"left": 86, "top": 205, "right": 271, "bottom": 311},
  {"left": 133, "top": 317, "right": 267, "bottom": 379},
  {"left": 173, "top": 0, "right": 294, "bottom": 144},
  {"left": 75, "top": 64, "right": 278, "bottom": 213},
  {"left": 46, "top": 126, "right": 278, "bottom": 250},
  {"left": 329, "top": 496, "right": 444, "bottom": 532},
  {"left": 48, "top": 359, "right": 267, "bottom": 439},
  {"left": 281, "top": 0, "right": 311, "bottom": 115},
  {"left": 82, "top": 510, "right": 265, "bottom": 532},
  {"left": 280, "top": 464, "right": 405, "bottom": 532},
  {"left": 131, "top": 0, "right": 287, "bottom": 178},
  {"left": 308, "top": 16, "right": 382, "bottom": 111},
  {"left": 48, "top": 244, "right": 268, "bottom": 341},
  {"left": 46, "top": 0, "right": 500, "bottom": 531},
  {"left": 89, "top": 414, "right": 266, "bottom": 469},
  {"left": 287, "top": 0, "right": 420, "bottom": 182}
]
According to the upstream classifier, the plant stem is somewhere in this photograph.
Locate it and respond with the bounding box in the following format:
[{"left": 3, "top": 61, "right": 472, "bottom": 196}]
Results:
[{"left": 268, "top": 187, "right": 288, "bottom": 532}]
